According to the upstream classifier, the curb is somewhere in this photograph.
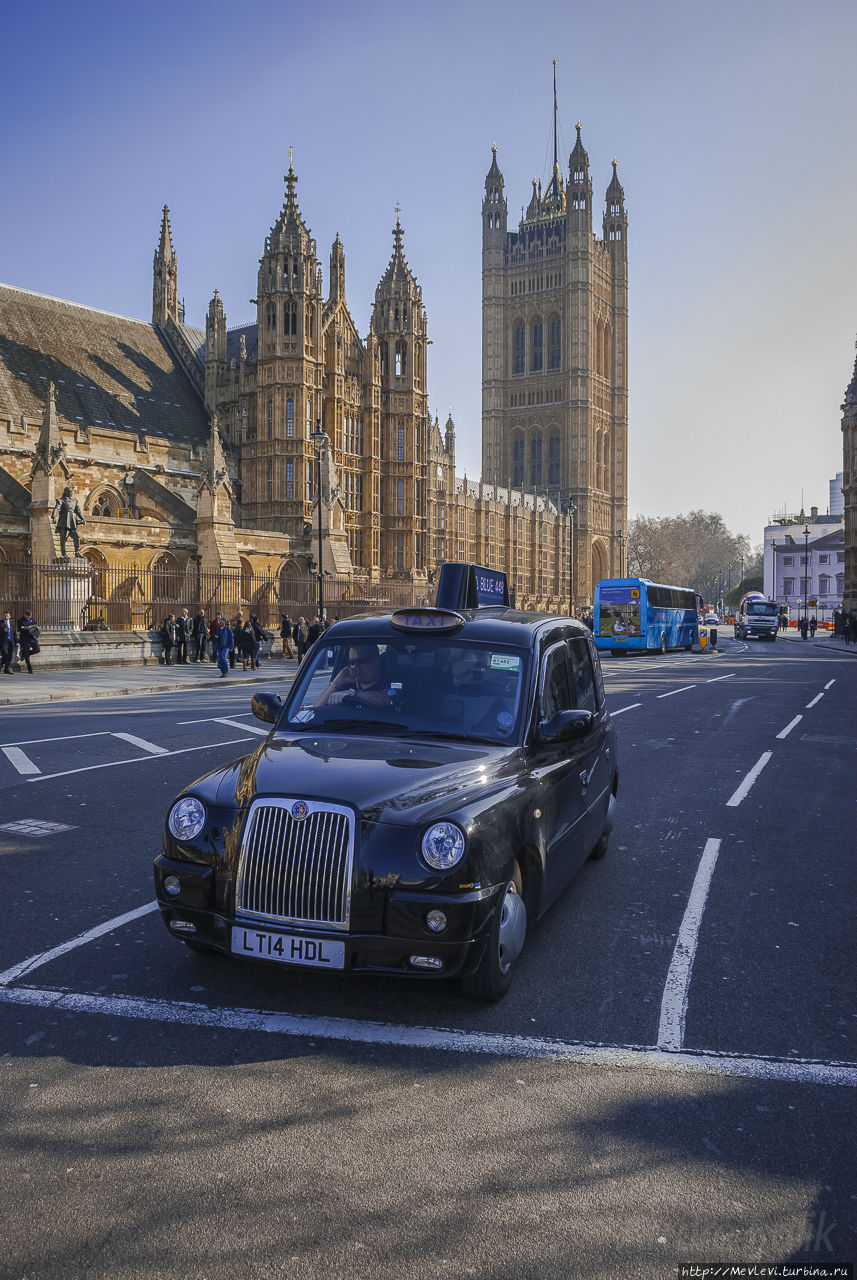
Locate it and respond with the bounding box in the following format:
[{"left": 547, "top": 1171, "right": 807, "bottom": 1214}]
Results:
[{"left": 0, "top": 668, "right": 297, "bottom": 709}]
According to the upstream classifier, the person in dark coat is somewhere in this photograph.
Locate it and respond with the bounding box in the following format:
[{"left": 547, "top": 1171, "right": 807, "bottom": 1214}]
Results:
[
  {"left": 1, "top": 611, "right": 16, "bottom": 674},
  {"left": 160, "top": 613, "right": 177, "bottom": 664},
  {"left": 192, "top": 609, "right": 208, "bottom": 662},
  {"left": 176, "top": 609, "right": 192, "bottom": 663},
  {"left": 17, "top": 610, "right": 39, "bottom": 674},
  {"left": 809, "top": 614, "right": 817, "bottom": 638},
  {"left": 307, "top": 616, "right": 323, "bottom": 648},
  {"left": 236, "top": 618, "right": 256, "bottom": 671},
  {"left": 250, "top": 615, "right": 266, "bottom": 669},
  {"left": 208, "top": 615, "right": 219, "bottom": 661}
]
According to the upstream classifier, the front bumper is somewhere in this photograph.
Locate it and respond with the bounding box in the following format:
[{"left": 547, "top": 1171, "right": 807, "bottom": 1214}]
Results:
[{"left": 154, "top": 853, "right": 499, "bottom": 979}]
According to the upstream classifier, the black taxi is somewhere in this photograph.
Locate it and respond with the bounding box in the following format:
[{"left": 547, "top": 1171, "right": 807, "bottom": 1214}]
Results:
[{"left": 154, "top": 564, "right": 618, "bottom": 1000}]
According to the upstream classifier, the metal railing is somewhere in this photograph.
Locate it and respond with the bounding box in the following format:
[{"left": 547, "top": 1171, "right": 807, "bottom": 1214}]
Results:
[{"left": 0, "top": 560, "right": 432, "bottom": 632}]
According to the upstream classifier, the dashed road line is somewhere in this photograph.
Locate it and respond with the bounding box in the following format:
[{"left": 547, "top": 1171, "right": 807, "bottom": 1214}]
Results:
[
  {"left": 726, "top": 751, "right": 772, "bottom": 807},
  {"left": 610, "top": 703, "right": 642, "bottom": 716},
  {"left": 705, "top": 673, "right": 736, "bottom": 683},
  {"left": 806, "top": 692, "right": 825, "bottom": 709},
  {"left": 0, "top": 901, "right": 160, "bottom": 987},
  {"left": 824, "top": 680, "right": 836, "bottom": 690},
  {"left": 658, "top": 838, "right": 722, "bottom": 1052},
  {"left": 656, "top": 685, "right": 697, "bottom": 699},
  {"left": 777, "top": 716, "right": 803, "bottom": 740},
  {"left": 212, "top": 717, "right": 271, "bottom": 737}
]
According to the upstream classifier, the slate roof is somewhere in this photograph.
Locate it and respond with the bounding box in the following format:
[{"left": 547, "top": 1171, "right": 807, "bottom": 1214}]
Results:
[{"left": 0, "top": 284, "right": 210, "bottom": 444}]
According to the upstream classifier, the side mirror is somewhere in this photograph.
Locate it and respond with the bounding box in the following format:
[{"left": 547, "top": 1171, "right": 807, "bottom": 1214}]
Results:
[
  {"left": 251, "top": 692, "right": 283, "bottom": 725},
  {"left": 537, "top": 709, "right": 594, "bottom": 745}
]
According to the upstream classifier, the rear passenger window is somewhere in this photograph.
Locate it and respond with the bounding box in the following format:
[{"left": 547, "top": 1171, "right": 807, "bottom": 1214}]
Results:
[
  {"left": 540, "top": 645, "right": 572, "bottom": 719},
  {"left": 567, "top": 638, "right": 598, "bottom": 713}
]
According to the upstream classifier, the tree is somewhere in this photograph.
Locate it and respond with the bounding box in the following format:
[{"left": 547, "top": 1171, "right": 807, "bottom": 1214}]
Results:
[{"left": 626, "top": 510, "right": 753, "bottom": 606}]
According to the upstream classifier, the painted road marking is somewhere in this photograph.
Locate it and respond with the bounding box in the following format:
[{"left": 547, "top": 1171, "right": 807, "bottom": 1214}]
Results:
[
  {"left": 212, "top": 718, "right": 270, "bottom": 737},
  {"left": 0, "top": 731, "right": 110, "bottom": 747},
  {"left": 0, "top": 984, "right": 853, "bottom": 1087},
  {"left": 1, "top": 900, "right": 854, "bottom": 1088},
  {"left": 726, "top": 752, "right": 772, "bottom": 807},
  {"left": 0, "top": 901, "right": 160, "bottom": 987},
  {"left": 112, "top": 732, "right": 170, "bottom": 756},
  {"left": 610, "top": 703, "right": 642, "bottom": 716},
  {"left": 806, "top": 692, "right": 825, "bottom": 709},
  {"left": 27, "top": 737, "right": 254, "bottom": 782},
  {"left": 777, "top": 716, "right": 803, "bottom": 740},
  {"left": 656, "top": 686, "right": 697, "bottom": 699},
  {"left": 658, "top": 838, "right": 722, "bottom": 1052},
  {"left": 705, "top": 674, "right": 736, "bottom": 683},
  {"left": 824, "top": 680, "right": 836, "bottom": 690},
  {"left": 1, "top": 746, "right": 40, "bottom": 776}
]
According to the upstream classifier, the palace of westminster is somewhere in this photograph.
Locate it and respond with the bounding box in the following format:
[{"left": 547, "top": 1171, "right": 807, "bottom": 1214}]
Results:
[{"left": 0, "top": 116, "right": 629, "bottom": 615}]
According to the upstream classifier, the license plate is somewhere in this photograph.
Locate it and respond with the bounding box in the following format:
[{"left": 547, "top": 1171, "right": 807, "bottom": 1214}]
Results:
[{"left": 231, "top": 927, "right": 345, "bottom": 969}]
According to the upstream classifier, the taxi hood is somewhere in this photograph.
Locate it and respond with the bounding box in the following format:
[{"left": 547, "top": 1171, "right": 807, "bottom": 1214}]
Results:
[{"left": 214, "top": 732, "right": 517, "bottom": 825}]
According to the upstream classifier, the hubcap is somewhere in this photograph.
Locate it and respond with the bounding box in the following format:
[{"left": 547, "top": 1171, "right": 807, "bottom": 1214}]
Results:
[{"left": 497, "top": 881, "right": 527, "bottom": 975}]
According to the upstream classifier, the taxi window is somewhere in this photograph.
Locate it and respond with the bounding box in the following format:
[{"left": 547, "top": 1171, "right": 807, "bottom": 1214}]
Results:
[
  {"left": 568, "top": 637, "right": 598, "bottom": 713},
  {"left": 540, "top": 644, "right": 573, "bottom": 719}
]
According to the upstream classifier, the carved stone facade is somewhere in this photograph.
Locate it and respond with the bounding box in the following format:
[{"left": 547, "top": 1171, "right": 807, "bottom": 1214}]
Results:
[
  {"left": 0, "top": 161, "right": 576, "bottom": 612},
  {"left": 481, "top": 108, "right": 629, "bottom": 607}
]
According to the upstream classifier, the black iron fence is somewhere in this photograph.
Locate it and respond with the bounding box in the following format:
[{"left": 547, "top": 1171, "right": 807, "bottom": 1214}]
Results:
[{"left": 0, "top": 560, "right": 432, "bottom": 632}]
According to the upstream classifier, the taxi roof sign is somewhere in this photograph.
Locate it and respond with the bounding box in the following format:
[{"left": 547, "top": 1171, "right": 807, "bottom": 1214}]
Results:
[
  {"left": 435, "top": 563, "right": 510, "bottom": 612},
  {"left": 391, "top": 607, "right": 466, "bottom": 634}
]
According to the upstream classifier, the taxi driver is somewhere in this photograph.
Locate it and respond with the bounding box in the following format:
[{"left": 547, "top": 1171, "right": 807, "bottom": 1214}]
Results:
[{"left": 315, "top": 645, "right": 390, "bottom": 709}]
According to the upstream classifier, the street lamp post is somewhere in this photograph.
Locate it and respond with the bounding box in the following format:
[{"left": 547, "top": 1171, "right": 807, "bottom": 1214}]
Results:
[
  {"left": 566, "top": 501, "right": 576, "bottom": 614},
  {"left": 311, "top": 420, "right": 328, "bottom": 626},
  {"left": 617, "top": 529, "right": 625, "bottom": 578}
]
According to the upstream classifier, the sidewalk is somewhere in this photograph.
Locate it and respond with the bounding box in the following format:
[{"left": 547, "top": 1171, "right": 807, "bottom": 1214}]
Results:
[
  {"left": 778, "top": 630, "right": 857, "bottom": 654},
  {"left": 0, "top": 656, "right": 301, "bottom": 708}
]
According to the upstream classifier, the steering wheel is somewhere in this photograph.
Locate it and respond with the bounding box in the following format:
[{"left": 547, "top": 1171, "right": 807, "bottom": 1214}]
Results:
[{"left": 341, "top": 691, "right": 371, "bottom": 708}]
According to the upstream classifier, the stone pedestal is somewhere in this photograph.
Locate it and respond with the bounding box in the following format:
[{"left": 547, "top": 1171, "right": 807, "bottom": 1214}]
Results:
[{"left": 42, "top": 557, "right": 94, "bottom": 631}]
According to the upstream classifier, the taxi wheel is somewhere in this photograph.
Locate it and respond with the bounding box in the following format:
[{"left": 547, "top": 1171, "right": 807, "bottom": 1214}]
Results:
[{"left": 463, "top": 863, "right": 526, "bottom": 1003}]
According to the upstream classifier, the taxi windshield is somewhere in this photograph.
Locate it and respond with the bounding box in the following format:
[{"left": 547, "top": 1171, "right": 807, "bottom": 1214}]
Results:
[{"left": 284, "top": 634, "right": 530, "bottom": 744}]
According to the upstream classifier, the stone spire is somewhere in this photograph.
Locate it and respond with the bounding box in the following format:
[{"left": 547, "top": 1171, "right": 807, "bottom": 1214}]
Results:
[
  {"left": 195, "top": 413, "right": 240, "bottom": 572},
  {"left": 152, "top": 205, "right": 179, "bottom": 325},
  {"left": 329, "top": 234, "right": 346, "bottom": 305},
  {"left": 32, "top": 382, "right": 69, "bottom": 480},
  {"left": 30, "top": 382, "right": 70, "bottom": 561}
]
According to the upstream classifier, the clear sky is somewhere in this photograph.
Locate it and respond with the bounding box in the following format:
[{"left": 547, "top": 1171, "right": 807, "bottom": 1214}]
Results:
[{"left": 2, "top": 0, "right": 855, "bottom": 545}]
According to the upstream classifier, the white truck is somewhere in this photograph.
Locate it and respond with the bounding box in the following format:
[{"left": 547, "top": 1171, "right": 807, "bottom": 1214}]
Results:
[{"left": 734, "top": 591, "right": 779, "bottom": 641}]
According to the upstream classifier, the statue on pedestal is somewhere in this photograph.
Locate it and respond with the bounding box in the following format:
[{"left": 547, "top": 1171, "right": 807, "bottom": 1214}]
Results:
[{"left": 51, "top": 486, "right": 86, "bottom": 558}]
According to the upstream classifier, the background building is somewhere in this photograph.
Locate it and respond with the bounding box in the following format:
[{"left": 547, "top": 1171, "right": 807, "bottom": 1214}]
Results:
[
  {"left": 842, "top": 344, "right": 857, "bottom": 615},
  {"left": 481, "top": 91, "right": 628, "bottom": 608}
]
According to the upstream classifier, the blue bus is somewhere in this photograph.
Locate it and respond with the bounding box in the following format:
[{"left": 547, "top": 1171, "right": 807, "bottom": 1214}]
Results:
[{"left": 593, "top": 578, "right": 702, "bottom": 654}]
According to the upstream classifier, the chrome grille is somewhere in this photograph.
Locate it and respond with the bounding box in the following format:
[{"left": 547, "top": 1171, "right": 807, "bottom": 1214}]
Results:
[{"left": 236, "top": 800, "right": 353, "bottom": 930}]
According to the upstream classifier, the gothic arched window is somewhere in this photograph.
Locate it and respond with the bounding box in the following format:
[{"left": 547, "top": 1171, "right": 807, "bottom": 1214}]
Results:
[
  {"left": 531, "top": 322, "right": 543, "bottom": 372},
  {"left": 395, "top": 340, "right": 406, "bottom": 377},
  {"left": 513, "top": 322, "right": 525, "bottom": 375},
  {"left": 286, "top": 396, "right": 294, "bottom": 437},
  {"left": 549, "top": 316, "right": 561, "bottom": 369},
  {"left": 379, "top": 341, "right": 388, "bottom": 377}
]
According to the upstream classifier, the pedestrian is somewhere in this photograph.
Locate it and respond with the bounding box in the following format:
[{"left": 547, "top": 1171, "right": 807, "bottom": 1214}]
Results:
[
  {"left": 250, "top": 614, "right": 266, "bottom": 669},
  {"left": 215, "top": 615, "right": 234, "bottom": 677},
  {"left": 809, "top": 614, "right": 817, "bottom": 638},
  {"left": 192, "top": 608, "right": 207, "bottom": 662},
  {"left": 1, "top": 611, "right": 16, "bottom": 674},
  {"left": 295, "top": 615, "right": 309, "bottom": 662},
  {"left": 236, "top": 616, "right": 256, "bottom": 671},
  {"left": 17, "top": 608, "right": 40, "bottom": 674},
  {"left": 307, "top": 615, "right": 323, "bottom": 647},
  {"left": 279, "top": 613, "right": 294, "bottom": 659},
  {"left": 230, "top": 612, "right": 243, "bottom": 668},
  {"left": 160, "top": 613, "right": 177, "bottom": 664},
  {"left": 208, "top": 614, "right": 219, "bottom": 661},
  {"left": 176, "top": 608, "right": 192, "bottom": 663},
  {"left": 799, "top": 616, "right": 808, "bottom": 640}
]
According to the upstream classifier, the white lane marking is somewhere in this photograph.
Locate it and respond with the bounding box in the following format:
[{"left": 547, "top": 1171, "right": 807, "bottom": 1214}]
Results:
[
  {"left": 726, "top": 752, "right": 773, "bottom": 808},
  {"left": 658, "top": 838, "right": 722, "bottom": 1052},
  {"left": 705, "top": 673, "right": 736, "bottom": 683},
  {"left": 212, "top": 718, "right": 270, "bottom": 737},
  {"left": 806, "top": 692, "right": 824, "bottom": 709},
  {"left": 112, "top": 732, "right": 170, "bottom": 756},
  {"left": 1, "top": 731, "right": 108, "bottom": 747},
  {"left": 0, "top": 984, "right": 853, "bottom": 1086},
  {"left": 1, "top": 746, "right": 41, "bottom": 776},
  {"left": 27, "top": 737, "right": 254, "bottom": 782},
  {"left": 0, "top": 901, "right": 159, "bottom": 987},
  {"left": 610, "top": 703, "right": 642, "bottom": 716},
  {"left": 777, "top": 715, "right": 803, "bottom": 740},
  {"left": 824, "top": 680, "right": 836, "bottom": 690},
  {"left": 656, "top": 685, "right": 697, "bottom": 699}
]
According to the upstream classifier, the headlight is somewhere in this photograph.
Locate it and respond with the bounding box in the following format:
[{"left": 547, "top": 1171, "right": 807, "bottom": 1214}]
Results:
[
  {"left": 421, "top": 822, "right": 466, "bottom": 871},
  {"left": 168, "top": 797, "right": 206, "bottom": 841}
]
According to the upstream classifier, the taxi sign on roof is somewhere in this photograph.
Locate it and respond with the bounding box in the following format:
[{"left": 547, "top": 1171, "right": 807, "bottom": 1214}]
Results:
[
  {"left": 435, "top": 563, "right": 510, "bottom": 611},
  {"left": 391, "top": 608, "right": 465, "bottom": 634}
]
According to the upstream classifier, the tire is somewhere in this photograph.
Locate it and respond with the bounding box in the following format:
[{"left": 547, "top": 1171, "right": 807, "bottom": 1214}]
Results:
[{"left": 462, "top": 863, "right": 526, "bottom": 1002}]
